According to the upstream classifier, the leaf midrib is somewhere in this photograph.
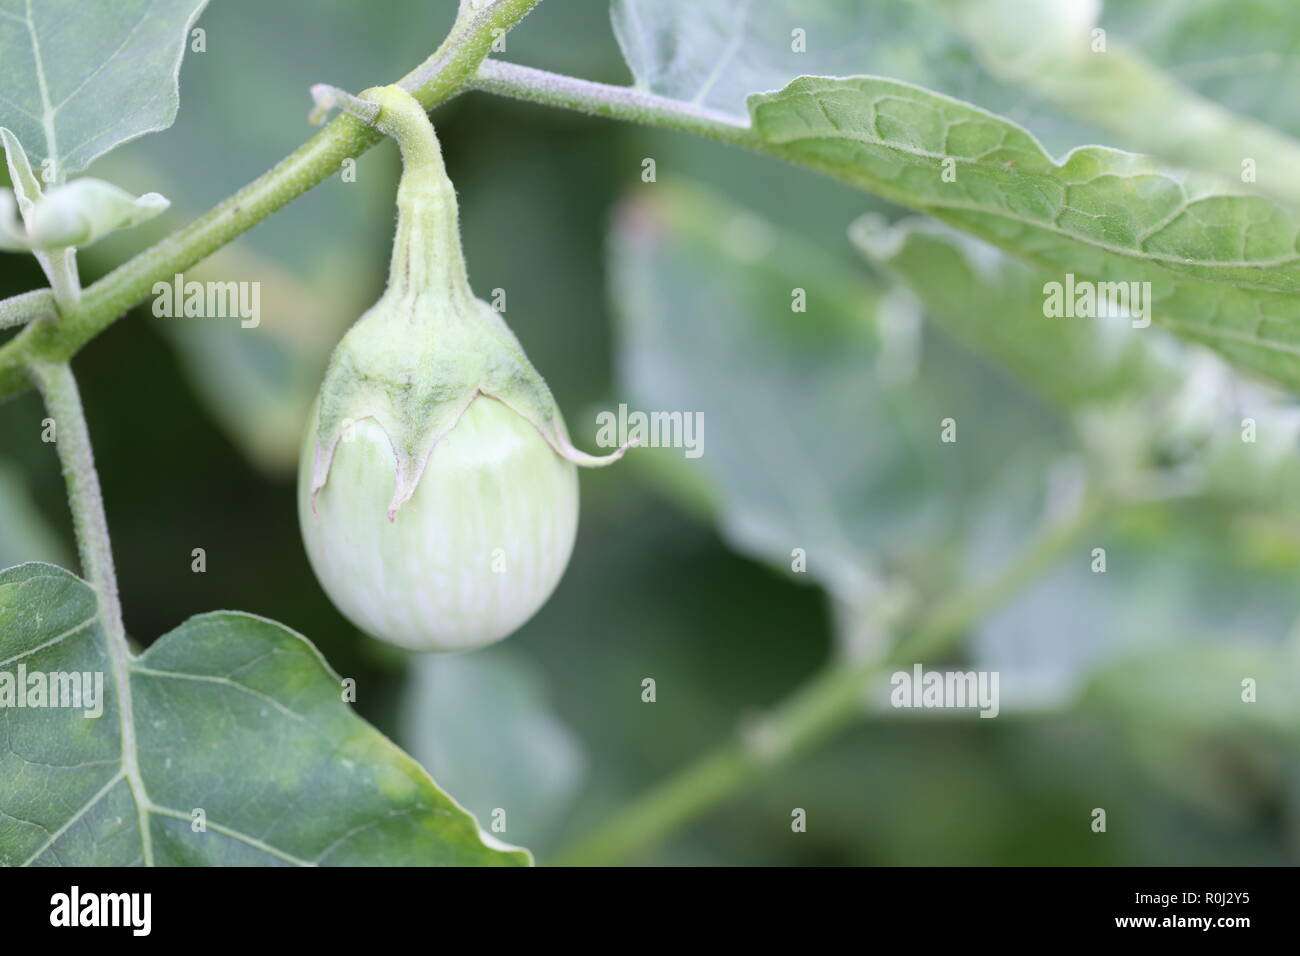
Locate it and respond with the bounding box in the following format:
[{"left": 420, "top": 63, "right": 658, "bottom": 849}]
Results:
[{"left": 21, "top": 0, "right": 57, "bottom": 180}]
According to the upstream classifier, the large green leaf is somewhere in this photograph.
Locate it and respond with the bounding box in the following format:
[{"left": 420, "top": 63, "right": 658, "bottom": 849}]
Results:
[
  {"left": 609, "top": 182, "right": 1067, "bottom": 607},
  {"left": 0, "top": 0, "right": 208, "bottom": 179},
  {"left": 608, "top": 1, "right": 1300, "bottom": 390},
  {"left": 748, "top": 75, "right": 1300, "bottom": 392},
  {"left": 612, "top": 0, "right": 1300, "bottom": 196},
  {"left": 0, "top": 562, "right": 527, "bottom": 866},
  {"left": 608, "top": 0, "right": 1100, "bottom": 149}
]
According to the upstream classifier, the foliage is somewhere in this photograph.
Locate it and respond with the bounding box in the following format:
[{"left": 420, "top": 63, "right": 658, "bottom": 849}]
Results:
[{"left": 1, "top": 0, "right": 1297, "bottom": 866}]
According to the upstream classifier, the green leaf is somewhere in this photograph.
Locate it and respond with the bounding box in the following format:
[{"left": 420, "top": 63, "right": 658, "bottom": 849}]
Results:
[
  {"left": 0, "top": 126, "right": 42, "bottom": 213},
  {"left": 401, "top": 647, "right": 585, "bottom": 852},
  {"left": 612, "top": 0, "right": 1300, "bottom": 198},
  {"left": 943, "top": 0, "right": 1300, "bottom": 205},
  {"left": 609, "top": 182, "right": 1068, "bottom": 606},
  {"left": 1081, "top": 644, "right": 1300, "bottom": 738},
  {"left": 1097, "top": 0, "right": 1300, "bottom": 144},
  {"left": 0, "top": 562, "right": 528, "bottom": 866},
  {"left": 851, "top": 215, "right": 1175, "bottom": 411},
  {"left": 970, "top": 501, "right": 1300, "bottom": 711},
  {"left": 748, "top": 75, "right": 1300, "bottom": 392},
  {"left": 23, "top": 177, "right": 168, "bottom": 248},
  {"left": 0, "top": 462, "right": 72, "bottom": 568},
  {"left": 852, "top": 213, "right": 1300, "bottom": 516},
  {"left": 608, "top": 0, "right": 1081, "bottom": 141},
  {"left": 147, "top": 243, "right": 367, "bottom": 475},
  {"left": 0, "top": 0, "right": 209, "bottom": 180},
  {"left": 0, "top": 189, "right": 25, "bottom": 250},
  {"left": 611, "top": 0, "right": 895, "bottom": 121}
]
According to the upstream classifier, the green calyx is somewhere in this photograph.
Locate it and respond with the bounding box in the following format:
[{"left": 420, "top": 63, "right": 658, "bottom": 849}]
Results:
[{"left": 309, "top": 84, "right": 627, "bottom": 519}]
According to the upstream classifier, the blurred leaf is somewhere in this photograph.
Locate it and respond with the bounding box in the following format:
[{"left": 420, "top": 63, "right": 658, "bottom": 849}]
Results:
[
  {"left": 151, "top": 244, "right": 363, "bottom": 474},
  {"left": 401, "top": 646, "right": 585, "bottom": 853},
  {"left": 971, "top": 503, "right": 1300, "bottom": 710},
  {"left": 0, "top": 459, "right": 70, "bottom": 568},
  {"left": 1081, "top": 643, "right": 1300, "bottom": 739},
  {"left": 612, "top": 0, "right": 1300, "bottom": 197},
  {"left": 611, "top": 0, "right": 892, "bottom": 120},
  {"left": 853, "top": 213, "right": 1300, "bottom": 514},
  {"left": 944, "top": 0, "right": 1300, "bottom": 205},
  {"left": 0, "top": 562, "right": 526, "bottom": 865},
  {"left": 609, "top": 181, "right": 1066, "bottom": 606},
  {"left": 1100, "top": 0, "right": 1300, "bottom": 142},
  {"left": 0, "top": 0, "right": 208, "bottom": 178},
  {"left": 608, "top": 0, "right": 1095, "bottom": 150},
  {"left": 851, "top": 215, "right": 1174, "bottom": 410},
  {"left": 0, "top": 188, "right": 26, "bottom": 249}
]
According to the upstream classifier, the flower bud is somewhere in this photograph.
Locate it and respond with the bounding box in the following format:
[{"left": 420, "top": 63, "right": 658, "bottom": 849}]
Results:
[{"left": 298, "top": 86, "right": 626, "bottom": 652}]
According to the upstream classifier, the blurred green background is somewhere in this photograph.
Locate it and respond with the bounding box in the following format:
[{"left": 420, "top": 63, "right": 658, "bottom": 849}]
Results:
[{"left": 3, "top": 0, "right": 1299, "bottom": 865}]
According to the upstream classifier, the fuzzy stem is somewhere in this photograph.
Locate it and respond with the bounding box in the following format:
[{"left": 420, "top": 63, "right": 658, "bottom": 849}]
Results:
[
  {"left": 28, "top": 358, "right": 153, "bottom": 861},
  {"left": 470, "top": 59, "right": 760, "bottom": 146},
  {"left": 553, "top": 491, "right": 1106, "bottom": 866},
  {"left": 27, "top": 360, "right": 125, "bottom": 643},
  {"left": 0, "top": 0, "right": 542, "bottom": 402},
  {"left": 40, "top": 247, "right": 82, "bottom": 309},
  {"left": 362, "top": 85, "right": 472, "bottom": 301},
  {"left": 0, "top": 287, "right": 56, "bottom": 329}
]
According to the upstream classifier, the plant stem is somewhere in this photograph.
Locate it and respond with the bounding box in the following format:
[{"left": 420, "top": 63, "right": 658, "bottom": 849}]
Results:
[
  {"left": 470, "top": 59, "right": 759, "bottom": 146},
  {"left": 891, "top": 492, "right": 1107, "bottom": 663},
  {"left": 0, "top": 0, "right": 542, "bottom": 402},
  {"left": 27, "top": 360, "right": 125, "bottom": 644},
  {"left": 0, "top": 287, "right": 56, "bottom": 329},
  {"left": 28, "top": 358, "right": 156, "bottom": 859},
  {"left": 38, "top": 247, "right": 82, "bottom": 309},
  {"left": 553, "top": 492, "right": 1106, "bottom": 866}
]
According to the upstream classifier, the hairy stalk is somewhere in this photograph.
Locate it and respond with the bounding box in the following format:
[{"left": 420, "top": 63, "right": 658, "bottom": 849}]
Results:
[
  {"left": 26, "top": 361, "right": 126, "bottom": 642},
  {"left": 470, "top": 59, "right": 759, "bottom": 146},
  {"left": 0, "top": 287, "right": 56, "bottom": 329},
  {"left": 0, "top": 0, "right": 542, "bottom": 402},
  {"left": 39, "top": 247, "right": 81, "bottom": 309},
  {"left": 28, "top": 359, "right": 153, "bottom": 859},
  {"left": 554, "top": 492, "right": 1106, "bottom": 866}
]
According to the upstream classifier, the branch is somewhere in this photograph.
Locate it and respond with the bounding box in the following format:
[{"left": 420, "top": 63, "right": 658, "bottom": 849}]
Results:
[
  {"left": 469, "top": 59, "right": 759, "bottom": 147},
  {"left": 0, "top": 0, "right": 542, "bottom": 402},
  {"left": 27, "top": 360, "right": 126, "bottom": 645},
  {"left": 553, "top": 491, "right": 1106, "bottom": 866},
  {"left": 0, "top": 287, "right": 56, "bottom": 329}
]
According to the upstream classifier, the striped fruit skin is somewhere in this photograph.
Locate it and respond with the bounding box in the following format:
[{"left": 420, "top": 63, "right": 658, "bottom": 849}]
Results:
[{"left": 298, "top": 395, "right": 578, "bottom": 652}]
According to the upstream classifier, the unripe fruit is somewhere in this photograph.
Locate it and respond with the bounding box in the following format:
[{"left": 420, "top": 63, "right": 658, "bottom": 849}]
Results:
[
  {"left": 299, "top": 396, "right": 578, "bottom": 652},
  {"left": 298, "top": 86, "right": 625, "bottom": 653}
]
